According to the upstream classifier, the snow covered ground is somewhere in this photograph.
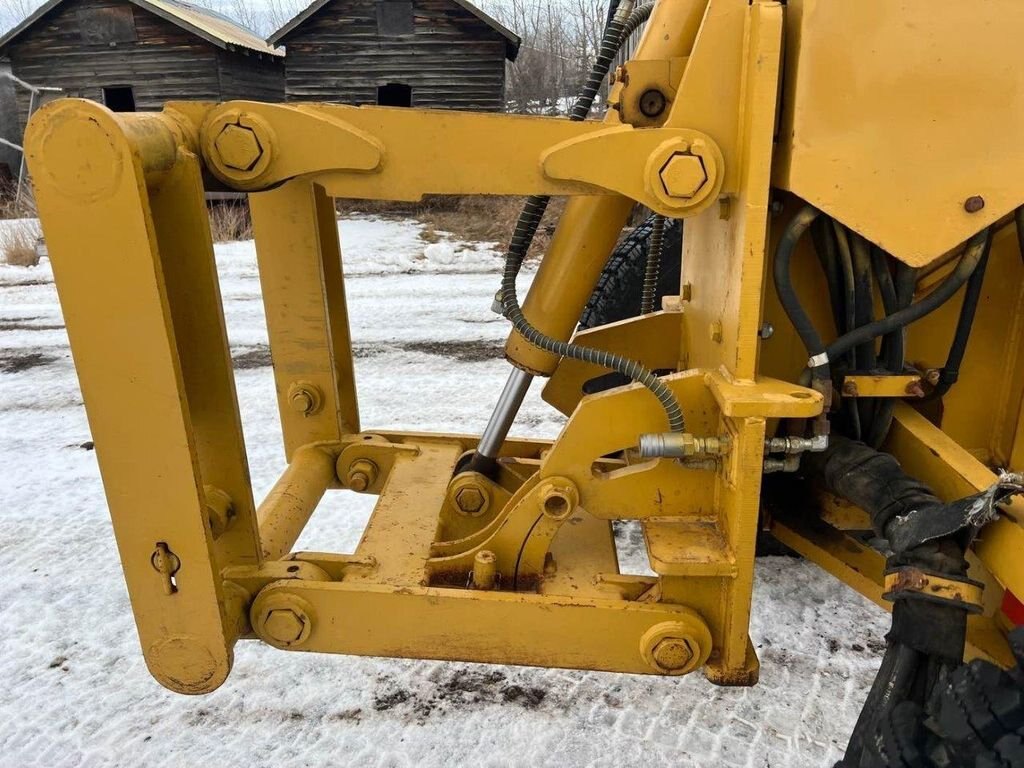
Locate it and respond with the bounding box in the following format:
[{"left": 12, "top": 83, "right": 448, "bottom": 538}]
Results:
[{"left": 0, "top": 215, "right": 889, "bottom": 767}]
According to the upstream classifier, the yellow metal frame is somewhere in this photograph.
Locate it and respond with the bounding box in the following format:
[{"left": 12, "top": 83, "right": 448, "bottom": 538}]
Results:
[{"left": 24, "top": 0, "right": 1024, "bottom": 695}]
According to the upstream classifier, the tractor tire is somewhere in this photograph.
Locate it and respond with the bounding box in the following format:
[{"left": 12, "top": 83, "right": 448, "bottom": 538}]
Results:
[
  {"left": 579, "top": 214, "right": 683, "bottom": 329},
  {"left": 868, "top": 627, "right": 1024, "bottom": 768},
  {"left": 926, "top": 632, "right": 1024, "bottom": 768}
]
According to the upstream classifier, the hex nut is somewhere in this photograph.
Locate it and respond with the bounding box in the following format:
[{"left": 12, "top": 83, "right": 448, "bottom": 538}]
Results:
[
  {"left": 639, "top": 618, "right": 712, "bottom": 676},
  {"left": 213, "top": 124, "right": 263, "bottom": 172},
  {"left": 264, "top": 609, "right": 305, "bottom": 645},
  {"left": 251, "top": 592, "right": 315, "bottom": 649},
  {"left": 347, "top": 459, "right": 378, "bottom": 492},
  {"left": 455, "top": 487, "right": 486, "bottom": 515},
  {"left": 287, "top": 381, "right": 323, "bottom": 416},
  {"left": 659, "top": 153, "right": 708, "bottom": 199},
  {"left": 651, "top": 637, "right": 694, "bottom": 672}
]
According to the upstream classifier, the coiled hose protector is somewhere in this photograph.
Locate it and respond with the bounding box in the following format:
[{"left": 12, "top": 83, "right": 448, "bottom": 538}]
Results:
[{"left": 640, "top": 215, "right": 665, "bottom": 314}]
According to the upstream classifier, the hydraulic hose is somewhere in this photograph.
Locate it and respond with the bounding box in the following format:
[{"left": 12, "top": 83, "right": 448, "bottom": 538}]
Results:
[
  {"left": 1017, "top": 205, "right": 1024, "bottom": 264},
  {"left": 823, "top": 229, "right": 989, "bottom": 366},
  {"left": 922, "top": 231, "right": 992, "bottom": 402},
  {"left": 772, "top": 205, "right": 830, "bottom": 382},
  {"left": 621, "top": 1, "right": 654, "bottom": 40},
  {"left": 809, "top": 217, "right": 845, "bottom": 337},
  {"left": 640, "top": 215, "right": 665, "bottom": 314},
  {"left": 498, "top": 0, "right": 686, "bottom": 433}
]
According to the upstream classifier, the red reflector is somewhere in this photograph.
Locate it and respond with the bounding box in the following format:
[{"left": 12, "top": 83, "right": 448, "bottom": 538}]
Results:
[{"left": 1003, "top": 591, "right": 1024, "bottom": 626}]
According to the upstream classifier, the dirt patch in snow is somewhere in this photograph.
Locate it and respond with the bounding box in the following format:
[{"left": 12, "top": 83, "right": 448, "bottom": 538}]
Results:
[
  {"left": 0, "top": 351, "right": 58, "bottom": 373},
  {"left": 232, "top": 347, "right": 273, "bottom": 370},
  {"left": 0, "top": 322, "right": 65, "bottom": 332},
  {"left": 229, "top": 340, "right": 504, "bottom": 369},
  {"left": 373, "top": 669, "right": 548, "bottom": 723},
  {"left": 402, "top": 340, "right": 504, "bottom": 363}
]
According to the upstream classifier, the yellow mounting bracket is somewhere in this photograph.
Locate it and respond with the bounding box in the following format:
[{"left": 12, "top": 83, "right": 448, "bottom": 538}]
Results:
[
  {"left": 200, "top": 102, "right": 383, "bottom": 190},
  {"left": 541, "top": 125, "right": 725, "bottom": 218}
]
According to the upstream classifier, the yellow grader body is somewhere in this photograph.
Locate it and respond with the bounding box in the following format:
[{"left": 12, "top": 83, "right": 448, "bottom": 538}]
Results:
[{"left": 22, "top": 0, "right": 1024, "bottom": 725}]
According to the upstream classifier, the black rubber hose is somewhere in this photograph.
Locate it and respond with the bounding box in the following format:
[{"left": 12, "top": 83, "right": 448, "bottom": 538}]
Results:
[
  {"left": 850, "top": 233, "right": 878, "bottom": 373},
  {"left": 823, "top": 229, "right": 989, "bottom": 365},
  {"left": 772, "top": 205, "right": 830, "bottom": 381},
  {"left": 810, "top": 217, "right": 845, "bottom": 337},
  {"left": 1017, "top": 205, "right": 1024, "bottom": 265},
  {"left": 864, "top": 247, "right": 905, "bottom": 449},
  {"left": 922, "top": 231, "right": 992, "bottom": 402}
]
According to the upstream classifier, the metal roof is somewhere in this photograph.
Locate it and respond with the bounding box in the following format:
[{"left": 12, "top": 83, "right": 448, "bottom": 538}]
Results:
[
  {"left": 268, "top": 0, "right": 521, "bottom": 61},
  {"left": 0, "top": 0, "right": 283, "bottom": 57}
]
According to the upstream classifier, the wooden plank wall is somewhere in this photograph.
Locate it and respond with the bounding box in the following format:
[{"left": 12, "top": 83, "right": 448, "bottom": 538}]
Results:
[
  {"left": 4, "top": 0, "right": 283, "bottom": 133},
  {"left": 281, "top": 0, "right": 507, "bottom": 111}
]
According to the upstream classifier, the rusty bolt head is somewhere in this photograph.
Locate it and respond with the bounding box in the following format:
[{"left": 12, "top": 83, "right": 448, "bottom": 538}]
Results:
[
  {"left": 964, "top": 195, "right": 985, "bottom": 214},
  {"left": 346, "top": 459, "right": 378, "bottom": 492},
  {"left": 213, "top": 123, "right": 264, "bottom": 172},
  {"left": 841, "top": 380, "right": 859, "bottom": 397},
  {"left": 263, "top": 608, "right": 306, "bottom": 645},
  {"left": 651, "top": 637, "right": 695, "bottom": 672},
  {"left": 659, "top": 153, "right": 708, "bottom": 200},
  {"left": 455, "top": 487, "right": 485, "bottom": 515}
]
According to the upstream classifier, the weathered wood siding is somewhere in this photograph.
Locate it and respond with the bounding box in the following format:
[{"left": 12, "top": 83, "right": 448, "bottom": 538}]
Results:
[
  {"left": 218, "top": 51, "right": 285, "bottom": 102},
  {"left": 0, "top": 60, "right": 20, "bottom": 176},
  {"left": 280, "top": 0, "right": 507, "bottom": 111},
  {"left": 4, "top": 0, "right": 283, "bottom": 133}
]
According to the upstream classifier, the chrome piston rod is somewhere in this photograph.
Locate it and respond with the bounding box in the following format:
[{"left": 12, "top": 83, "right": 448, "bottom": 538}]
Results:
[{"left": 475, "top": 367, "right": 533, "bottom": 460}]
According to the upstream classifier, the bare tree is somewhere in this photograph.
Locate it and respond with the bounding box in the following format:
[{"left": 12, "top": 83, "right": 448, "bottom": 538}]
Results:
[
  {"left": 483, "top": 0, "right": 612, "bottom": 115},
  {"left": 0, "top": 0, "right": 42, "bottom": 35}
]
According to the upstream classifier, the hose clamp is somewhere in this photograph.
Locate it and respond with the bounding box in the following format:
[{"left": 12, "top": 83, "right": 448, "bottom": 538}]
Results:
[{"left": 882, "top": 567, "right": 985, "bottom": 613}]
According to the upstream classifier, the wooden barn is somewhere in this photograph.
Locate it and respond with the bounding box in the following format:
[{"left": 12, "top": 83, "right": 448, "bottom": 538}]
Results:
[
  {"left": 269, "top": 0, "right": 520, "bottom": 111},
  {"left": 0, "top": 0, "right": 284, "bottom": 134}
]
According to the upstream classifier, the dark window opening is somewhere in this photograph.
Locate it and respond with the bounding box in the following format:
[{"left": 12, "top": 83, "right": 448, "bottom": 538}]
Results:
[
  {"left": 377, "top": 83, "right": 412, "bottom": 107},
  {"left": 377, "top": 1, "right": 414, "bottom": 36},
  {"left": 103, "top": 86, "right": 136, "bottom": 112}
]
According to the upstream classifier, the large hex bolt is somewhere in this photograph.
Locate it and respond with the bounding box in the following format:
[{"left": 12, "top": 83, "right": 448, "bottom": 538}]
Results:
[
  {"left": 651, "top": 637, "right": 695, "bottom": 672},
  {"left": 639, "top": 619, "right": 712, "bottom": 675},
  {"left": 447, "top": 473, "right": 491, "bottom": 517},
  {"left": 251, "top": 592, "right": 315, "bottom": 649},
  {"left": 346, "top": 458, "right": 379, "bottom": 492},
  {"left": 659, "top": 153, "right": 708, "bottom": 200},
  {"left": 213, "top": 123, "right": 264, "bottom": 172},
  {"left": 202, "top": 110, "right": 276, "bottom": 187},
  {"left": 645, "top": 136, "right": 723, "bottom": 215},
  {"left": 264, "top": 609, "right": 306, "bottom": 645},
  {"left": 456, "top": 487, "right": 486, "bottom": 515}
]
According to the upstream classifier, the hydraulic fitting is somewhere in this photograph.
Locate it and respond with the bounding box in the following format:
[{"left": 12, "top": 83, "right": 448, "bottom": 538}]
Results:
[
  {"left": 638, "top": 432, "right": 730, "bottom": 459},
  {"left": 763, "top": 435, "right": 828, "bottom": 455}
]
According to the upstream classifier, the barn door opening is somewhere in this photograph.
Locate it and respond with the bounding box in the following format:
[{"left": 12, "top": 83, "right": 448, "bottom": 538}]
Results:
[
  {"left": 377, "top": 83, "right": 412, "bottom": 107},
  {"left": 102, "top": 86, "right": 136, "bottom": 112}
]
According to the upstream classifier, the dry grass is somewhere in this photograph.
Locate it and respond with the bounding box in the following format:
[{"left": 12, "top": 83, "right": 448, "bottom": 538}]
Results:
[
  {"left": 0, "top": 181, "right": 37, "bottom": 221},
  {"left": 1, "top": 220, "right": 42, "bottom": 267},
  {"left": 337, "top": 195, "right": 567, "bottom": 259},
  {"left": 207, "top": 200, "right": 253, "bottom": 243}
]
